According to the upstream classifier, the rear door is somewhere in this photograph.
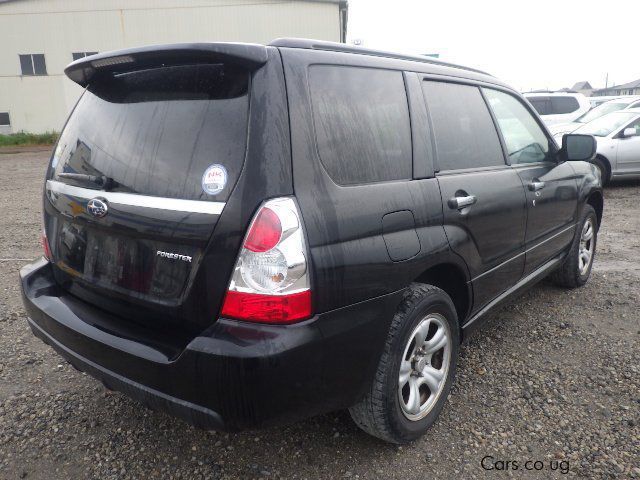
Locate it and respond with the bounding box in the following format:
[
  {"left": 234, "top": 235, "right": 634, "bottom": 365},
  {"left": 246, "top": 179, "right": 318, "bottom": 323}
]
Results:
[
  {"left": 422, "top": 80, "right": 527, "bottom": 312},
  {"left": 483, "top": 88, "right": 578, "bottom": 275}
]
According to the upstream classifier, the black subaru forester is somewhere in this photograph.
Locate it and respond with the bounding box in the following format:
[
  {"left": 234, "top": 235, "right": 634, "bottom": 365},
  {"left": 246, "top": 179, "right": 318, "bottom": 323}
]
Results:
[{"left": 20, "top": 39, "right": 603, "bottom": 444}]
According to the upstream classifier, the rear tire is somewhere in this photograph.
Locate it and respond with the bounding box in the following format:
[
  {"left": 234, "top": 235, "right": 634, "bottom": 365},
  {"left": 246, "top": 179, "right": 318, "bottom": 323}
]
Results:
[
  {"left": 551, "top": 205, "right": 597, "bottom": 288},
  {"left": 349, "top": 284, "right": 459, "bottom": 444}
]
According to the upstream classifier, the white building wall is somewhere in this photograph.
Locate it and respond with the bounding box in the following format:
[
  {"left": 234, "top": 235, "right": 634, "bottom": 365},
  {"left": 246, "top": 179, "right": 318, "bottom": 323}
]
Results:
[{"left": 0, "top": 0, "right": 342, "bottom": 133}]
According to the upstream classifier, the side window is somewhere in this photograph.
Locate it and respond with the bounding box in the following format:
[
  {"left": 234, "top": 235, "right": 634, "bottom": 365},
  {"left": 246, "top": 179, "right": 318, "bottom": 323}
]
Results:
[
  {"left": 550, "top": 96, "right": 579, "bottom": 114},
  {"left": 527, "top": 96, "right": 551, "bottom": 115},
  {"left": 483, "top": 89, "right": 553, "bottom": 164},
  {"left": 0, "top": 112, "right": 9, "bottom": 126},
  {"left": 422, "top": 81, "right": 504, "bottom": 171},
  {"left": 308, "top": 65, "right": 412, "bottom": 185},
  {"left": 626, "top": 118, "right": 640, "bottom": 135}
]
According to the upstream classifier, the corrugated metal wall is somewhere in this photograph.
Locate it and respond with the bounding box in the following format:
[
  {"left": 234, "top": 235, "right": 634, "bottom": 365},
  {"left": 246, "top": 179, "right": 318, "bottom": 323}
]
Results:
[{"left": 0, "top": 0, "right": 342, "bottom": 132}]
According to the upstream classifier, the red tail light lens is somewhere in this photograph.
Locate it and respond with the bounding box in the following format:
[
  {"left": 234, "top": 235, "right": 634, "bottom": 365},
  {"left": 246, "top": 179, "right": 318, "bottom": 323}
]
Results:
[
  {"left": 221, "top": 290, "right": 311, "bottom": 324},
  {"left": 221, "top": 198, "right": 311, "bottom": 324},
  {"left": 41, "top": 230, "right": 52, "bottom": 261},
  {"left": 244, "top": 207, "right": 282, "bottom": 253}
]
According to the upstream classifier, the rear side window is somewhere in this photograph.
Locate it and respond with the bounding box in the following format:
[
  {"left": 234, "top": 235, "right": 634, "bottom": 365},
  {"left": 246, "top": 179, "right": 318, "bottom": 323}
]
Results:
[
  {"left": 422, "top": 81, "right": 504, "bottom": 171},
  {"left": 309, "top": 65, "right": 412, "bottom": 185},
  {"left": 51, "top": 63, "right": 249, "bottom": 201},
  {"left": 550, "top": 96, "right": 579, "bottom": 114}
]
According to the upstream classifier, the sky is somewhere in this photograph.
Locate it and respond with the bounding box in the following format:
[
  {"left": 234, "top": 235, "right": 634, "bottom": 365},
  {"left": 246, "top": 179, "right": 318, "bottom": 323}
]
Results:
[{"left": 346, "top": 0, "right": 638, "bottom": 92}]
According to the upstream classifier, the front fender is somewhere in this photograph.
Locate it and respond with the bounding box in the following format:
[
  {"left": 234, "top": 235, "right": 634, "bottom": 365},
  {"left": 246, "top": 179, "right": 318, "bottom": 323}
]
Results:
[{"left": 567, "top": 161, "right": 604, "bottom": 226}]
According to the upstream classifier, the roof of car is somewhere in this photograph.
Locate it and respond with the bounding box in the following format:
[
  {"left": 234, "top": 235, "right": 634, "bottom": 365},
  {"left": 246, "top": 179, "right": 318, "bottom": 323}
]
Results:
[{"left": 270, "top": 38, "right": 494, "bottom": 77}]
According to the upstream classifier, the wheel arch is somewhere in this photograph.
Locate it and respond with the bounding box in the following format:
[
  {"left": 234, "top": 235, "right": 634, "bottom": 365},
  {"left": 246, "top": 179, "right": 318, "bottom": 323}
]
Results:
[
  {"left": 594, "top": 154, "right": 612, "bottom": 183},
  {"left": 586, "top": 190, "right": 604, "bottom": 230},
  {"left": 413, "top": 263, "right": 471, "bottom": 333}
]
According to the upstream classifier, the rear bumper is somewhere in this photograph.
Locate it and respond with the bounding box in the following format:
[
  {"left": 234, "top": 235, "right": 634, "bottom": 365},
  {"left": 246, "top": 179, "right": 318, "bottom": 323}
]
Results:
[{"left": 20, "top": 258, "right": 401, "bottom": 430}]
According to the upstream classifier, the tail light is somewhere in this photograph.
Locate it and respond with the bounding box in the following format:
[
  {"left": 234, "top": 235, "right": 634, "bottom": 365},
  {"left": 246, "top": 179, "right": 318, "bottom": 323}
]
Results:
[
  {"left": 221, "top": 198, "right": 311, "bottom": 324},
  {"left": 41, "top": 226, "right": 52, "bottom": 261}
]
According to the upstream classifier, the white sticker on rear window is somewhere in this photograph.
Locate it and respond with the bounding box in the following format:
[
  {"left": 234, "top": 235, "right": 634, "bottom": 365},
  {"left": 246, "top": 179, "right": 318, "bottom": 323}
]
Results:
[{"left": 202, "top": 164, "right": 227, "bottom": 195}]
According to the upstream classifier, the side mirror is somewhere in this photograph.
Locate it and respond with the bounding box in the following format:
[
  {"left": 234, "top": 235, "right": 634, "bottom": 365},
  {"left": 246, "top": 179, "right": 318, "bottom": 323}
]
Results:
[
  {"left": 621, "top": 127, "right": 637, "bottom": 138},
  {"left": 561, "top": 134, "right": 596, "bottom": 162}
]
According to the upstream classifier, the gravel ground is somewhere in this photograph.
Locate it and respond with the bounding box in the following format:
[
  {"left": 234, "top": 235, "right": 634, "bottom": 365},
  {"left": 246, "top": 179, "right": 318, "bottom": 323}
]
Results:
[{"left": 0, "top": 150, "right": 638, "bottom": 479}]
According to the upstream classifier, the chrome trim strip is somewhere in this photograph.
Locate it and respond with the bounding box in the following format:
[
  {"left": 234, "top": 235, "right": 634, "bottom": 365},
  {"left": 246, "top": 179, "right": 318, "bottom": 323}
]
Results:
[
  {"left": 464, "top": 254, "right": 564, "bottom": 330},
  {"left": 471, "top": 222, "right": 576, "bottom": 283},
  {"left": 46, "top": 180, "right": 225, "bottom": 215}
]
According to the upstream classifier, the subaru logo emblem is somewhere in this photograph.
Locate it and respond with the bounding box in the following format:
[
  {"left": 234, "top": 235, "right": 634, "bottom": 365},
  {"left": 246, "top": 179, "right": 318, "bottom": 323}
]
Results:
[{"left": 87, "top": 198, "right": 108, "bottom": 218}]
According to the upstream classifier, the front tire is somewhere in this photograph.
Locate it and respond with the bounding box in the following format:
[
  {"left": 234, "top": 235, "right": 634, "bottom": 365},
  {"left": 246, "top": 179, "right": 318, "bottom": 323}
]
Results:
[
  {"left": 552, "top": 205, "right": 597, "bottom": 288},
  {"left": 349, "top": 284, "right": 459, "bottom": 444}
]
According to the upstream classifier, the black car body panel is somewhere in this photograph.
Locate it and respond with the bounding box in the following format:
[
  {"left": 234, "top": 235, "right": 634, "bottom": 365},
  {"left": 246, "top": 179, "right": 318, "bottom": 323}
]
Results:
[
  {"left": 20, "top": 39, "right": 602, "bottom": 430},
  {"left": 22, "top": 258, "right": 402, "bottom": 430}
]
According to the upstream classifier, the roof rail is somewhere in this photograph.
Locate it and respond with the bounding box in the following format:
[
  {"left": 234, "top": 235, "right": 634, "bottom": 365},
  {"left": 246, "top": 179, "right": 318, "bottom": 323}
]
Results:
[{"left": 269, "top": 38, "right": 492, "bottom": 77}]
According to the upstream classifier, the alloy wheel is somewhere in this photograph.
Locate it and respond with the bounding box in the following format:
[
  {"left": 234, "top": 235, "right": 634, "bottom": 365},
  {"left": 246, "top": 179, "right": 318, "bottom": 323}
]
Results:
[
  {"left": 578, "top": 218, "right": 595, "bottom": 276},
  {"left": 398, "top": 313, "right": 451, "bottom": 421}
]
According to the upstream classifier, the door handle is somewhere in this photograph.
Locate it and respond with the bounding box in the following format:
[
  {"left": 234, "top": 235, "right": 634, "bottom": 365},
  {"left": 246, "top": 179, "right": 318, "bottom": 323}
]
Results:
[
  {"left": 448, "top": 195, "right": 477, "bottom": 210},
  {"left": 528, "top": 181, "right": 545, "bottom": 191}
]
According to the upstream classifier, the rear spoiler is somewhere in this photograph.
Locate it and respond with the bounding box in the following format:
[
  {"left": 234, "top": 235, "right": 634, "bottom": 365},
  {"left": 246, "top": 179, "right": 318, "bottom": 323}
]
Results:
[{"left": 64, "top": 42, "right": 269, "bottom": 87}]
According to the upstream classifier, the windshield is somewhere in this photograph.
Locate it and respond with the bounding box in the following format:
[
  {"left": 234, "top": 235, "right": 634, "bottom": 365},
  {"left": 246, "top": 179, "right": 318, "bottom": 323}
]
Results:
[
  {"left": 575, "top": 101, "right": 629, "bottom": 124},
  {"left": 575, "top": 112, "right": 639, "bottom": 137}
]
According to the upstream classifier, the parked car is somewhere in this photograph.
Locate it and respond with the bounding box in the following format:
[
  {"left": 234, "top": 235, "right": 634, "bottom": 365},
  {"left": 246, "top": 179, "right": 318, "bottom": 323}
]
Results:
[
  {"left": 20, "top": 39, "right": 603, "bottom": 444},
  {"left": 523, "top": 92, "right": 592, "bottom": 126},
  {"left": 549, "top": 96, "right": 640, "bottom": 137},
  {"left": 565, "top": 109, "right": 640, "bottom": 185},
  {"left": 589, "top": 95, "right": 624, "bottom": 108}
]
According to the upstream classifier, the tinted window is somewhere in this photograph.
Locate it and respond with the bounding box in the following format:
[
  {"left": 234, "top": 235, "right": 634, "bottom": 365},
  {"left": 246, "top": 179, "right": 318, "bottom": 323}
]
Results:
[
  {"left": 550, "top": 96, "right": 579, "bottom": 114},
  {"left": 51, "top": 64, "right": 249, "bottom": 201},
  {"left": 19, "top": 54, "right": 47, "bottom": 76},
  {"left": 422, "top": 81, "right": 504, "bottom": 171},
  {"left": 19, "top": 54, "right": 34, "bottom": 75},
  {"left": 0, "top": 112, "right": 9, "bottom": 126},
  {"left": 527, "top": 96, "right": 551, "bottom": 115},
  {"left": 32, "top": 54, "right": 47, "bottom": 75},
  {"left": 309, "top": 65, "right": 412, "bottom": 185},
  {"left": 484, "top": 89, "right": 553, "bottom": 164}
]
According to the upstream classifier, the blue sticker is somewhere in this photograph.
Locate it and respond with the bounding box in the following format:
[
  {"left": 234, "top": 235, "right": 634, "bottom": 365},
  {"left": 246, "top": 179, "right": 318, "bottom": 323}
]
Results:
[{"left": 201, "top": 164, "right": 227, "bottom": 195}]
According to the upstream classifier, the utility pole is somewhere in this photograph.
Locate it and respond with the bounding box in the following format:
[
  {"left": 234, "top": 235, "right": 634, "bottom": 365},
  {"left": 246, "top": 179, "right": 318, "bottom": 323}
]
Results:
[{"left": 605, "top": 73, "right": 608, "bottom": 89}]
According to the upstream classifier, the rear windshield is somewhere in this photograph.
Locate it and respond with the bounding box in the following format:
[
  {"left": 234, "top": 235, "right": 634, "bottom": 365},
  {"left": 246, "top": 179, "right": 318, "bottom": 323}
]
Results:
[{"left": 50, "top": 63, "right": 249, "bottom": 201}]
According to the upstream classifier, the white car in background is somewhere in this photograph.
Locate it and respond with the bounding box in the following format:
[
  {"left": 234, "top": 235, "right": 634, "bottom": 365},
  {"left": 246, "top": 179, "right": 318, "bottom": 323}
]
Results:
[
  {"left": 523, "top": 91, "right": 591, "bottom": 126},
  {"left": 549, "top": 96, "right": 640, "bottom": 137},
  {"left": 589, "top": 95, "right": 623, "bottom": 108},
  {"left": 564, "top": 108, "right": 640, "bottom": 185}
]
